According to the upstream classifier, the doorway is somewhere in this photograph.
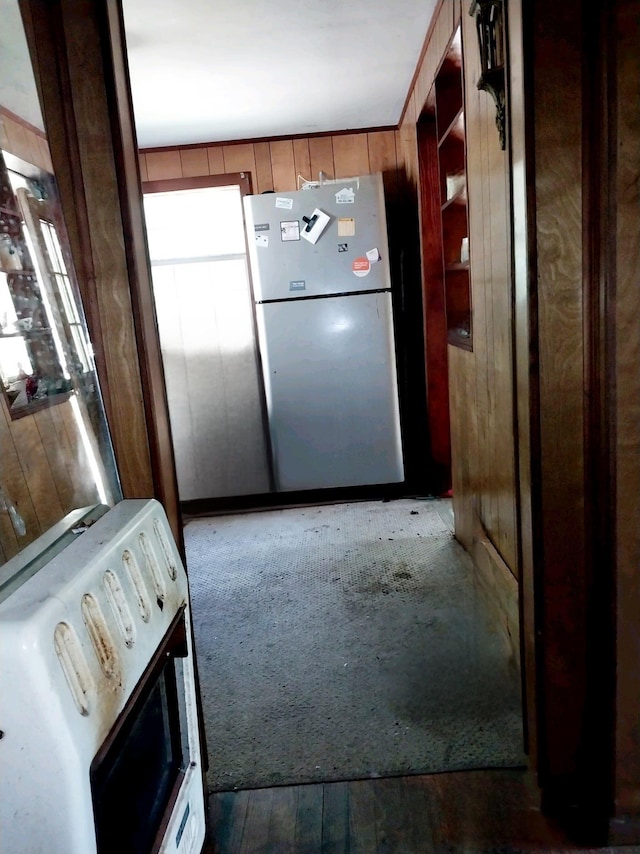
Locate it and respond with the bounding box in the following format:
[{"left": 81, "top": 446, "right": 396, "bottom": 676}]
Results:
[{"left": 142, "top": 174, "right": 271, "bottom": 502}]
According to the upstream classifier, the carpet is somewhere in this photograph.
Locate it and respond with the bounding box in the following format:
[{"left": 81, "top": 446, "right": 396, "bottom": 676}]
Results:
[{"left": 184, "top": 498, "right": 526, "bottom": 793}]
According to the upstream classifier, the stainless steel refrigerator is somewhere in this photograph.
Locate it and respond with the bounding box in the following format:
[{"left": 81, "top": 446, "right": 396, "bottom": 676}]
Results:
[{"left": 243, "top": 172, "right": 404, "bottom": 492}]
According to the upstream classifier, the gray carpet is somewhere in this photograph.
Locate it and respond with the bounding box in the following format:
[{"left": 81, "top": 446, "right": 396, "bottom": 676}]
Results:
[{"left": 185, "top": 498, "right": 526, "bottom": 793}]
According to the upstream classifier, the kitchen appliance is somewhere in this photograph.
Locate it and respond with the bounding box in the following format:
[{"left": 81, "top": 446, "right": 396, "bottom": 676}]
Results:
[
  {"left": 243, "top": 171, "right": 404, "bottom": 492},
  {"left": 0, "top": 499, "right": 206, "bottom": 854}
]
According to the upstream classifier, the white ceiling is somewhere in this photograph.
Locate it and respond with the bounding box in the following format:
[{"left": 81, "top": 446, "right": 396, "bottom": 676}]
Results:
[
  {"left": 0, "top": 0, "right": 439, "bottom": 151},
  {"left": 122, "top": 0, "right": 439, "bottom": 149},
  {"left": 0, "top": 0, "right": 44, "bottom": 131}
]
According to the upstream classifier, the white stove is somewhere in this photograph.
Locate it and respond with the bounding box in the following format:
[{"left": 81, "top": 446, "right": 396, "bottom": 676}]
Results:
[{"left": 0, "top": 499, "right": 206, "bottom": 854}]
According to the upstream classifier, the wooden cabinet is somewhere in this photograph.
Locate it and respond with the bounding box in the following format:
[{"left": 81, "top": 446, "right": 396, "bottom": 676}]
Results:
[
  {"left": 0, "top": 150, "right": 70, "bottom": 417},
  {"left": 417, "top": 24, "right": 472, "bottom": 492},
  {"left": 434, "top": 30, "right": 472, "bottom": 350}
]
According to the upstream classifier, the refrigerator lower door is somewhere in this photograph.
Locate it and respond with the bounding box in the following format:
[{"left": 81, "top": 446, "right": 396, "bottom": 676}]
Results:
[{"left": 256, "top": 291, "right": 404, "bottom": 491}]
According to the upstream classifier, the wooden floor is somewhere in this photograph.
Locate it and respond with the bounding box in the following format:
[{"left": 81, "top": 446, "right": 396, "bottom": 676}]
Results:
[{"left": 203, "top": 768, "right": 640, "bottom": 853}]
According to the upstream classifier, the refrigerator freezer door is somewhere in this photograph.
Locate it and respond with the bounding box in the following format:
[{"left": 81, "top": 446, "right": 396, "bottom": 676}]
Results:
[
  {"left": 256, "top": 291, "right": 404, "bottom": 491},
  {"left": 243, "top": 173, "right": 391, "bottom": 302}
]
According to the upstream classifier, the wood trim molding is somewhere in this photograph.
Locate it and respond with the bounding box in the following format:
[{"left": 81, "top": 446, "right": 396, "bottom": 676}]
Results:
[
  {"left": 139, "top": 125, "right": 398, "bottom": 154},
  {"left": 397, "top": 0, "right": 447, "bottom": 129},
  {"left": 103, "top": 0, "right": 183, "bottom": 556},
  {"left": 142, "top": 171, "right": 252, "bottom": 196},
  {"left": 0, "top": 105, "right": 46, "bottom": 139}
]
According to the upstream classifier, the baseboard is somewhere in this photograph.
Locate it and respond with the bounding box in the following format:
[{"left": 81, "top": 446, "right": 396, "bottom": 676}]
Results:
[{"left": 471, "top": 529, "right": 520, "bottom": 676}]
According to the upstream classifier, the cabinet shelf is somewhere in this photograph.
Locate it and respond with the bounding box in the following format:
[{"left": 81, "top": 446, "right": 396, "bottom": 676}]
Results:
[
  {"left": 447, "top": 328, "right": 473, "bottom": 351},
  {"left": 441, "top": 189, "right": 467, "bottom": 211},
  {"left": 434, "top": 27, "right": 472, "bottom": 351},
  {"left": 438, "top": 107, "right": 465, "bottom": 147}
]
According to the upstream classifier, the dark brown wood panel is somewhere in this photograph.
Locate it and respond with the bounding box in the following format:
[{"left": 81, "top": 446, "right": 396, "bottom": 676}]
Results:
[
  {"left": 611, "top": 0, "right": 640, "bottom": 832},
  {"left": 417, "top": 111, "right": 451, "bottom": 487},
  {"left": 532, "top": 0, "right": 588, "bottom": 796}
]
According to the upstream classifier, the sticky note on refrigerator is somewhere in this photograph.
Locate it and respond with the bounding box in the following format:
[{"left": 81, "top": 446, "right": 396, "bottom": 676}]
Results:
[
  {"left": 366, "top": 247, "right": 381, "bottom": 263},
  {"left": 275, "top": 197, "right": 294, "bottom": 210},
  {"left": 338, "top": 218, "right": 355, "bottom": 237},
  {"left": 335, "top": 187, "right": 356, "bottom": 204},
  {"left": 255, "top": 233, "right": 269, "bottom": 247}
]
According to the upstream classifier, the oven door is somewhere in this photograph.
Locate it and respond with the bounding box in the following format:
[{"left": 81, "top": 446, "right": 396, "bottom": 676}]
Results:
[{"left": 90, "top": 606, "right": 200, "bottom": 854}]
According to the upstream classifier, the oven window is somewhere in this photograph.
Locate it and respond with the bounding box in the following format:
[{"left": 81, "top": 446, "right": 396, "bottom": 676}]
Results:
[{"left": 91, "top": 653, "right": 185, "bottom": 854}]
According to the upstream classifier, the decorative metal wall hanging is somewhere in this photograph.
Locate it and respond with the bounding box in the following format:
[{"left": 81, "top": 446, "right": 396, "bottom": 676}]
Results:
[{"left": 469, "top": 0, "right": 507, "bottom": 149}]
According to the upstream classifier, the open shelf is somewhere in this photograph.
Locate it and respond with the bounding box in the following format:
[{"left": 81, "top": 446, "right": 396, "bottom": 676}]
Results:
[{"left": 434, "top": 28, "right": 472, "bottom": 350}]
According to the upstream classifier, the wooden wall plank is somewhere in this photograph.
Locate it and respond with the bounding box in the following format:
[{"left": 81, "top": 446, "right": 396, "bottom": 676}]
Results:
[
  {"left": 36, "top": 136, "right": 53, "bottom": 173},
  {"left": 222, "top": 143, "right": 256, "bottom": 178},
  {"left": 292, "top": 138, "right": 311, "bottom": 187},
  {"left": 253, "top": 141, "right": 273, "bottom": 193},
  {"left": 269, "top": 139, "right": 296, "bottom": 192},
  {"left": 207, "top": 146, "right": 226, "bottom": 176},
  {"left": 613, "top": 0, "right": 640, "bottom": 822},
  {"left": 308, "top": 136, "right": 334, "bottom": 182},
  {"left": 0, "top": 402, "right": 23, "bottom": 559},
  {"left": 534, "top": 0, "right": 586, "bottom": 786},
  {"left": 332, "top": 133, "right": 370, "bottom": 179},
  {"left": 394, "top": 129, "right": 405, "bottom": 177},
  {"left": 33, "top": 407, "right": 76, "bottom": 509},
  {"left": 145, "top": 149, "right": 182, "bottom": 180},
  {"left": 0, "top": 115, "right": 9, "bottom": 150},
  {"left": 2, "top": 115, "right": 39, "bottom": 167},
  {"left": 0, "top": 111, "right": 53, "bottom": 174},
  {"left": 367, "top": 130, "right": 398, "bottom": 199},
  {"left": 138, "top": 152, "right": 148, "bottom": 182},
  {"left": 366, "top": 130, "right": 397, "bottom": 174},
  {"left": 180, "top": 147, "right": 209, "bottom": 177},
  {"left": 11, "top": 414, "right": 64, "bottom": 532}
]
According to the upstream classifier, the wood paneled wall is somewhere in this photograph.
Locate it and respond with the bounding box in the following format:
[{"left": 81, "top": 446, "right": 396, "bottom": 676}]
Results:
[
  {"left": 0, "top": 111, "right": 106, "bottom": 565},
  {"left": 0, "top": 390, "right": 105, "bottom": 564},
  {"left": 398, "top": 0, "right": 520, "bottom": 647},
  {"left": 391, "top": 0, "right": 524, "bottom": 755},
  {"left": 402, "top": 0, "right": 519, "bottom": 577},
  {"left": 140, "top": 130, "right": 401, "bottom": 196}
]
